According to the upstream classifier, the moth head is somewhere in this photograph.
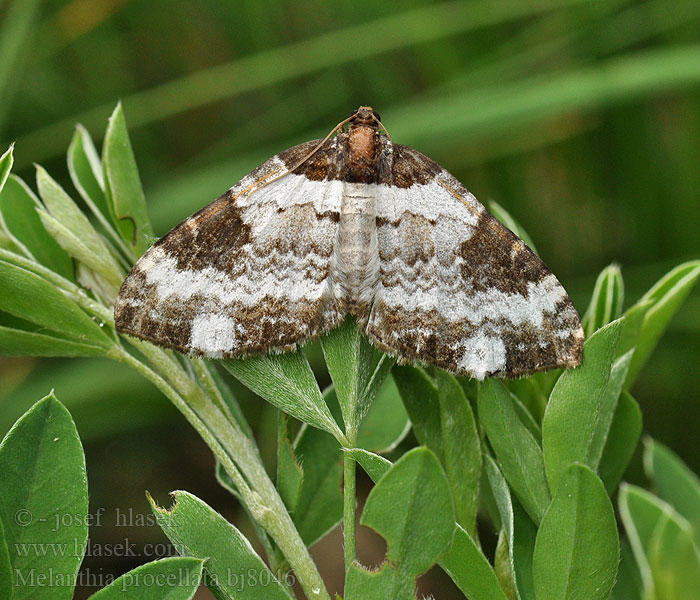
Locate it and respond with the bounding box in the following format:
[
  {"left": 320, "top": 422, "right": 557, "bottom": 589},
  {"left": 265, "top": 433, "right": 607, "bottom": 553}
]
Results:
[{"left": 349, "top": 106, "right": 381, "bottom": 127}]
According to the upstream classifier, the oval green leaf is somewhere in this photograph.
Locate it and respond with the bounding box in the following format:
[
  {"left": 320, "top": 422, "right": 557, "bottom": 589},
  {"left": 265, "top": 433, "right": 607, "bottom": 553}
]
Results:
[
  {"left": 0, "top": 394, "right": 88, "bottom": 600},
  {"left": 361, "top": 447, "right": 455, "bottom": 577},
  {"left": 533, "top": 463, "right": 619, "bottom": 600},
  {"left": 102, "top": 103, "right": 154, "bottom": 256},
  {"left": 479, "top": 378, "right": 550, "bottom": 524},
  {"left": 0, "top": 175, "right": 74, "bottom": 280},
  {"left": 543, "top": 319, "right": 622, "bottom": 492},
  {"left": 89, "top": 557, "right": 204, "bottom": 600},
  {"left": 150, "top": 491, "right": 291, "bottom": 599}
]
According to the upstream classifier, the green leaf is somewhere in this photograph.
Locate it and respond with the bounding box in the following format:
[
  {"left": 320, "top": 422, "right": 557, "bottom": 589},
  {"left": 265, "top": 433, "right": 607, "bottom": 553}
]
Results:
[
  {"left": 394, "top": 366, "right": 482, "bottom": 535},
  {"left": 542, "top": 319, "right": 622, "bottom": 492},
  {"left": 0, "top": 175, "right": 74, "bottom": 280},
  {"left": 647, "top": 507, "right": 700, "bottom": 600},
  {"left": 68, "top": 125, "right": 133, "bottom": 262},
  {"left": 435, "top": 370, "right": 481, "bottom": 535},
  {"left": 616, "top": 299, "right": 653, "bottom": 359},
  {"left": 89, "top": 557, "right": 204, "bottom": 600},
  {"left": 356, "top": 374, "right": 409, "bottom": 453},
  {"left": 582, "top": 263, "right": 624, "bottom": 337},
  {"left": 222, "top": 349, "right": 343, "bottom": 441},
  {"left": 0, "top": 393, "right": 88, "bottom": 600},
  {"left": 393, "top": 365, "right": 442, "bottom": 451},
  {"left": 35, "top": 166, "right": 123, "bottom": 290},
  {"left": 440, "top": 524, "right": 509, "bottom": 600},
  {"left": 277, "top": 414, "right": 303, "bottom": 515},
  {"left": 359, "top": 447, "right": 455, "bottom": 577},
  {"left": 320, "top": 316, "right": 394, "bottom": 435},
  {"left": 599, "top": 391, "right": 642, "bottom": 494},
  {"left": 292, "top": 420, "right": 343, "bottom": 547},
  {"left": 625, "top": 261, "right": 700, "bottom": 387},
  {"left": 0, "top": 325, "right": 108, "bottom": 357},
  {"left": 0, "top": 516, "right": 12, "bottom": 598},
  {"left": 484, "top": 455, "right": 537, "bottom": 600},
  {"left": 345, "top": 563, "right": 412, "bottom": 600},
  {"left": 489, "top": 199, "right": 537, "bottom": 254},
  {"left": 150, "top": 491, "right": 291, "bottom": 599},
  {"left": 349, "top": 448, "right": 506, "bottom": 600},
  {"left": 345, "top": 447, "right": 392, "bottom": 482},
  {"left": 68, "top": 125, "right": 107, "bottom": 220},
  {"left": 102, "top": 103, "right": 154, "bottom": 256},
  {"left": 0, "top": 145, "right": 13, "bottom": 194},
  {"left": 533, "top": 464, "right": 619, "bottom": 600},
  {"left": 610, "top": 540, "right": 644, "bottom": 600},
  {"left": 620, "top": 485, "right": 700, "bottom": 599},
  {"left": 644, "top": 438, "right": 700, "bottom": 548},
  {"left": 0, "top": 260, "right": 112, "bottom": 348},
  {"left": 479, "top": 379, "right": 550, "bottom": 524}
]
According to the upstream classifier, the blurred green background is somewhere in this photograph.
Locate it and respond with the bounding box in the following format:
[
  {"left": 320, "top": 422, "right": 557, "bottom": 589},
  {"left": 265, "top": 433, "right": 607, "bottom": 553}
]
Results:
[{"left": 1, "top": 0, "right": 699, "bottom": 597}]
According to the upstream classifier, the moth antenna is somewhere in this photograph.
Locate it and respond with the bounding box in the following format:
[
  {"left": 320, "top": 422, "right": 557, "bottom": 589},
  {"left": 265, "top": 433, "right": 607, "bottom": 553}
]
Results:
[
  {"left": 242, "top": 114, "right": 356, "bottom": 200},
  {"left": 372, "top": 113, "right": 391, "bottom": 141}
]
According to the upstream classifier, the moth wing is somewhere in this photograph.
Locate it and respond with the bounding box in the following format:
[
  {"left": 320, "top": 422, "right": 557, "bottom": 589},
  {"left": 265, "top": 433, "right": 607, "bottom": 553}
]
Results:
[
  {"left": 367, "top": 145, "right": 584, "bottom": 379},
  {"left": 114, "top": 140, "right": 345, "bottom": 358}
]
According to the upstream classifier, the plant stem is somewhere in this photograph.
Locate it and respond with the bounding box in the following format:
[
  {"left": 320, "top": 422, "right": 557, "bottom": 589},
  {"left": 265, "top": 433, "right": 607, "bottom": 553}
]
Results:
[
  {"left": 125, "top": 342, "right": 330, "bottom": 600},
  {"left": 343, "top": 447, "right": 357, "bottom": 570}
]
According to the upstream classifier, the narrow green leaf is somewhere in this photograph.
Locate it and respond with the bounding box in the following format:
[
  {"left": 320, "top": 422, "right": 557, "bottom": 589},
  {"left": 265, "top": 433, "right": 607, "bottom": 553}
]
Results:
[
  {"left": 484, "top": 455, "right": 537, "bottom": 600},
  {"left": 68, "top": 125, "right": 133, "bottom": 262},
  {"left": 625, "top": 261, "right": 700, "bottom": 386},
  {"left": 150, "top": 491, "right": 291, "bottom": 599},
  {"left": 222, "top": 350, "right": 343, "bottom": 440},
  {"left": 479, "top": 379, "right": 550, "bottom": 524},
  {"left": 361, "top": 447, "right": 455, "bottom": 577},
  {"left": 67, "top": 125, "right": 107, "bottom": 218},
  {"left": 0, "top": 393, "right": 88, "bottom": 600},
  {"left": 394, "top": 366, "right": 481, "bottom": 535},
  {"left": 0, "top": 260, "right": 112, "bottom": 348},
  {"left": 616, "top": 299, "right": 653, "bottom": 359},
  {"left": 435, "top": 370, "right": 481, "bottom": 536},
  {"left": 0, "top": 145, "right": 13, "bottom": 193},
  {"left": 644, "top": 438, "right": 700, "bottom": 548},
  {"left": 494, "top": 530, "right": 516, "bottom": 600},
  {"left": 321, "top": 315, "right": 375, "bottom": 432},
  {"left": 102, "top": 103, "right": 154, "bottom": 256},
  {"left": 0, "top": 516, "right": 11, "bottom": 599},
  {"left": 599, "top": 391, "right": 642, "bottom": 494},
  {"left": 620, "top": 484, "right": 700, "bottom": 599},
  {"left": 0, "top": 325, "right": 108, "bottom": 357},
  {"left": 356, "top": 374, "right": 409, "bottom": 453},
  {"left": 440, "top": 524, "right": 509, "bottom": 600},
  {"left": 533, "top": 464, "right": 619, "bottom": 600},
  {"left": 89, "top": 557, "right": 204, "bottom": 600},
  {"left": 277, "top": 414, "right": 303, "bottom": 515},
  {"left": 35, "top": 166, "right": 123, "bottom": 289},
  {"left": 349, "top": 448, "right": 506, "bottom": 600},
  {"left": 292, "top": 421, "right": 343, "bottom": 547},
  {"left": 0, "top": 175, "right": 74, "bottom": 280},
  {"left": 647, "top": 508, "right": 700, "bottom": 599},
  {"left": 321, "top": 316, "right": 394, "bottom": 435},
  {"left": 582, "top": 264, "right": 624, "bottom": 337},
  {"left": 542, "top": 319, "right": 622, "bottom": 491},
  {"left": 489, "top": 199, "right": 537, "bottom": 254}
]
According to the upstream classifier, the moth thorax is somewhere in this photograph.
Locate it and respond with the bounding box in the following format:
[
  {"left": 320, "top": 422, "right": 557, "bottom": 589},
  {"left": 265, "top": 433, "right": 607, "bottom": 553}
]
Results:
[
  {"left": 344, "top": 125, "right": 381, "bottom": 183},
  {"left": 334, "top": 183, "right": 380, "bottom": 318}
]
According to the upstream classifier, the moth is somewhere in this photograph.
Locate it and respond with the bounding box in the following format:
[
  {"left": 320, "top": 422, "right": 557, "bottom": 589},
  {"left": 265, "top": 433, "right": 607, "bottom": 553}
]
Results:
[{"left": 115, "top": 106, "right": 583, "bottom": 380}]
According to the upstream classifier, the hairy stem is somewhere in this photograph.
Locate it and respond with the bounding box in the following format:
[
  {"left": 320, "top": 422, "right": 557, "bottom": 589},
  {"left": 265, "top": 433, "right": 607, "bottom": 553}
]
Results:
[
  {"left": 343, "top": 446, "right": 357, "bottom": 570},
  {"left": 127, "top": 342, "right": 330, "bottom": 600}
]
